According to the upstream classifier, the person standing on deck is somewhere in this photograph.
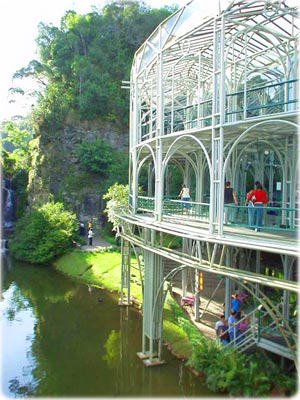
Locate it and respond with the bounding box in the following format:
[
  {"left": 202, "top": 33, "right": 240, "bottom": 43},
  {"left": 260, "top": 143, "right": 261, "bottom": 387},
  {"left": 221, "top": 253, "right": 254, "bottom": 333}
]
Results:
[
  {"left": 178, "top": 184, "right": 190, "bottom": 213},
  {"left": 224, "top": 181, "right": 238, "bottom": 223},
  {"left": 245, "top": 182, "right": 268, "bottom": 231}
]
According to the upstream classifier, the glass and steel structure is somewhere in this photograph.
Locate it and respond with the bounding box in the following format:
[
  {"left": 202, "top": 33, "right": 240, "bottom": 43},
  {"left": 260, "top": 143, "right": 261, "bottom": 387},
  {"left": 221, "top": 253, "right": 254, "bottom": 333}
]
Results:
[{"left": 118, "top": 0, "right": 299, "bottom": 369}]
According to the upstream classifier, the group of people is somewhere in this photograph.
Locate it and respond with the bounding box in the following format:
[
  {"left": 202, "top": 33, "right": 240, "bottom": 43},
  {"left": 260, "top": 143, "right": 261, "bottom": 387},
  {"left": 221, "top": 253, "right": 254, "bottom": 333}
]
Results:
[
  {"left": 214, "top": 293, "right": 249, "bottom": 345},
  {"left": 245, "top": 181, "right": 269, "bottom": 231},
  {"left": 225, "top": 180, "right": 268, "bottom": 230},
  {"left": 179, "top": 180, "right": 269, "bottom": 230}
]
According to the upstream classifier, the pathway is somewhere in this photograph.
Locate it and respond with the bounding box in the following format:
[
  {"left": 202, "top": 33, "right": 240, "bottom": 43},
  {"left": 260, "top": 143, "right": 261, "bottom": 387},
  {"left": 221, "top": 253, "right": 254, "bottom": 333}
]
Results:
[{"left": 80, "top": 234, "right": 113, "bottom": 251}]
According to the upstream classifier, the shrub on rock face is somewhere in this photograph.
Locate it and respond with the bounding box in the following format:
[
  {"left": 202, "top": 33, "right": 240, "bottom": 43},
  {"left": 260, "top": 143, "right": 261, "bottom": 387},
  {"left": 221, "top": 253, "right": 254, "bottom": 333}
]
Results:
[{"left": 10, "top": 202, "right": 78, "bottom": 264}]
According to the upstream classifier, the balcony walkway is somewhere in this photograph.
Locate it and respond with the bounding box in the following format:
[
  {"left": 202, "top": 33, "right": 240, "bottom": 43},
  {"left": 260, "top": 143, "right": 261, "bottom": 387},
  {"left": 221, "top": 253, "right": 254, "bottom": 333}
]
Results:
[{"left": 127, "top": 212, "right": 298, "bottom": 257}]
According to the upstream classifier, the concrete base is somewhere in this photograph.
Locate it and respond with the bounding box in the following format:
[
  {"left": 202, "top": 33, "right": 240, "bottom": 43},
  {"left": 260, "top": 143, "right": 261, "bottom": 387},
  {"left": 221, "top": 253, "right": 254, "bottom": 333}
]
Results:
[
  {"left": 118, "top": 298, "right": 132, "bottom": 306},
  {"left": 143, "top": 357, "right": 166, "bottom": 367},
  {"left": 137, "top": 352, "right": 166, "bottom": 367}
]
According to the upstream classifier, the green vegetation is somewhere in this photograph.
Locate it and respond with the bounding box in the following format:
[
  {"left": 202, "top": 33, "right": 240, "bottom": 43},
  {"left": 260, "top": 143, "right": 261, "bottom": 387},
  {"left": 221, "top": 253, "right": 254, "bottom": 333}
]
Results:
[
  {"left": 1, "top": 121, "right": 33, "bottom": 173},
  {"left": 9, "top": 202, "right": 78, "bottom": 264},
  {"left": 76, "top": 138, "right": 114, "bottom": 175},
  {"left": 76, "top": 138, "right": 129, "bottom": 186},
  {"left": 54, "top": 248, "right": 123, "bottom": 291},
  {"left": 13, "top": 2, "right": 174, "bottom": 130},
  {"left": 1, "top": 120, "right": 34, "bottom": 218},
  {"left": 103, "top": 183, "right": 129, "bottom": 231},
  {"left": 4, "top": 1, "right": 297, "bottom": 395},
  {"left": 54, "top": 247, "right": 144, "bottom": 301},
  {"left": 187, "top": 338, "right": 296, "bottom": 396}
]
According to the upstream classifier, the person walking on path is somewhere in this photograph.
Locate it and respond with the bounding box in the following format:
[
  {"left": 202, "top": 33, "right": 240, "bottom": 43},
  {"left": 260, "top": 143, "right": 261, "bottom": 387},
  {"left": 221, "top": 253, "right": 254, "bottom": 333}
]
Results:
[
  {"left": 88, "top": 228, "right": 94, "bottom": 246},
  {"left": 224, "top": 181, "right": 238, "bottom": 223},
  {"left": 178, "top": 184, "right": 190, "bottom": 213},
  {"left": 245, "top": 182, "right": 268, "bottom": 231}
]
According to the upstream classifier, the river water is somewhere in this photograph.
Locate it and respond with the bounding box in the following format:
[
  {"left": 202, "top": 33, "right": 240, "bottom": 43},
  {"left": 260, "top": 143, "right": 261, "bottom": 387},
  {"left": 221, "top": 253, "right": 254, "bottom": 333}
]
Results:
[{"left": 1, "top": 254, "right": 213, "bottom": 397}]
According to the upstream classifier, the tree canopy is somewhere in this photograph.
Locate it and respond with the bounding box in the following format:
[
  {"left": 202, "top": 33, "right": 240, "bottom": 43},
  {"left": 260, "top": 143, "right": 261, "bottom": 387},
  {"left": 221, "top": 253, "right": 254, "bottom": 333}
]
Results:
[{"left": 13, "top": 1, "right": 175, "bottom": 129}]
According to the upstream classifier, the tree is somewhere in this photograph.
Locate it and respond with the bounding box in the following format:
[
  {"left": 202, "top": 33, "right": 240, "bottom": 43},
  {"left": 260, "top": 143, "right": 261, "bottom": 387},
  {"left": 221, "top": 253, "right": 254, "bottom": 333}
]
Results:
[
  {"left": 11, "top": 2, "right": 175, "bottom": 127},
  {"left": 9, "top": 202, "right": 79, "bottom": 264},
  {"left": 1, "top": 121, "right": 33, "bottom": 174},
  {"left": 103, "top": 183, "right": 129, "bottom": 232}
]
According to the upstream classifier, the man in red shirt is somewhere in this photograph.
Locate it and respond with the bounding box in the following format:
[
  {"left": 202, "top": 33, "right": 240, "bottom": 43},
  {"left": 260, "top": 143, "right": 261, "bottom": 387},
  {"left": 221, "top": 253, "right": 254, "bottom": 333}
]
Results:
[{"left": 245, "top": 182, "right": 268, "bottom": 231}]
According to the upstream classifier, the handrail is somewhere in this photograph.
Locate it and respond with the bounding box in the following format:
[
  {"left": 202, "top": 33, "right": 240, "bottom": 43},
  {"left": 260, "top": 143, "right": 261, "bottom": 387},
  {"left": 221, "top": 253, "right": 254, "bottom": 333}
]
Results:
[
  {"left": 136, "top": 196, "right": 299, "bottom": 232},
  {"left": 139, "top": 79, "right": 299, "bottom": 136},
  {"left": 221, "top": 306, "right": 297, "bottom": 357}
]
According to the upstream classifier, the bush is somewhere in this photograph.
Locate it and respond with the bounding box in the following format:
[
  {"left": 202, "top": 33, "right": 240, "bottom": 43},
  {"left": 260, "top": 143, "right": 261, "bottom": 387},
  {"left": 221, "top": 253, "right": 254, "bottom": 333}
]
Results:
[
  {"left": 10, "top": 202, "right": 78, "bottom": 263},
  {"left": 76, "top": 138, "right": 113, "bottom": 175},
  {"left": 186, "top": 335, "right": 298, "bottom": 396}
]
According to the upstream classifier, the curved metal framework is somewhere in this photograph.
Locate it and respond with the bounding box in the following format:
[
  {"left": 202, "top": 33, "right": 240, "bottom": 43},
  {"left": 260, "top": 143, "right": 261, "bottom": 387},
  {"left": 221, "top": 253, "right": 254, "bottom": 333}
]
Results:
[{"left": 119, "top": 0, "right": 299, "bottom": 370}]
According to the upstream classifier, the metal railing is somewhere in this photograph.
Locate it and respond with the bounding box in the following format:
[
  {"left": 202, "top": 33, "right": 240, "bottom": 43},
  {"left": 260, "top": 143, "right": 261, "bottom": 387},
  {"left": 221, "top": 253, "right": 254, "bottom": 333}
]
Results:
[
  {"left": 139, "top": 79, "right": 298, "bottom": 138},
  {"left": 224, "top": 204, "right": 298, "bottom": 231},
  {"left": 136, "top": 196, "right": 299, "bottom": 232},
  {"left": 221, "top": 306, "right": 297, "bottom": 360}
]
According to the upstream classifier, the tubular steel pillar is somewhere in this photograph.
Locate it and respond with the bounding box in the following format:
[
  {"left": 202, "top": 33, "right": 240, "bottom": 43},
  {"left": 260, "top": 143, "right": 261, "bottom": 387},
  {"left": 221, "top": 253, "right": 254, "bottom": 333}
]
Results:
[
  {"left": 119, "top": 238, "right": 132, "bottom": 306},
  {"left": 137, "top": 231, "right": 165, "bottom": 366}
]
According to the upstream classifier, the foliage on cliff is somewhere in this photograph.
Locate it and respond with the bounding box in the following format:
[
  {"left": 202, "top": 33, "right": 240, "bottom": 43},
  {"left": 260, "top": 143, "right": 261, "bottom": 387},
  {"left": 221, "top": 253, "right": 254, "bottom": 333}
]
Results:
[
  {"left": 14, "top": 1, "right": 174, "bottom": 130},
  {"left": 1, "top": 121, "right": 33, "bottom": 173},
  {"left": 9, "top": 202, "right": 79, "bottom": 264}
]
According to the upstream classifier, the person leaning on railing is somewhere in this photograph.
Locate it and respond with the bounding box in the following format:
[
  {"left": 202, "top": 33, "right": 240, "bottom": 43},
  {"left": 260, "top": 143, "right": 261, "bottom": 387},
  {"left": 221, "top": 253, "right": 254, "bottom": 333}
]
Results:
[{"left": 245, "top": 182, "right": 268, "bottom": 232}]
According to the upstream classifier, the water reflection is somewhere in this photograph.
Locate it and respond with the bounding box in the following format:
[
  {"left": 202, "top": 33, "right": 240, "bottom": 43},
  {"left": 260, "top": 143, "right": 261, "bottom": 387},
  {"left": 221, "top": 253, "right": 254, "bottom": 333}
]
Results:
[{"left": 1, "top": 255, "right": 213, "bottom": 397}]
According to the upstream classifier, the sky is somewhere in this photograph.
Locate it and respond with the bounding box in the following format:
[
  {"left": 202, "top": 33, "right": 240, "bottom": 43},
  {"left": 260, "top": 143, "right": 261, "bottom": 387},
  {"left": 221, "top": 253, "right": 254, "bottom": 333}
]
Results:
[{"left": 0, "top": 0, "right": 192, "bottom": 121}]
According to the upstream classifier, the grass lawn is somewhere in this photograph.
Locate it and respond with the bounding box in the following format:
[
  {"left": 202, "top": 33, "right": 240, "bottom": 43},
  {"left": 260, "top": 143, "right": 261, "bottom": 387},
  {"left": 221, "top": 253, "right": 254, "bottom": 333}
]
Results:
[{"left": 53, "top": 248, "right": 143, "bottom": 300}]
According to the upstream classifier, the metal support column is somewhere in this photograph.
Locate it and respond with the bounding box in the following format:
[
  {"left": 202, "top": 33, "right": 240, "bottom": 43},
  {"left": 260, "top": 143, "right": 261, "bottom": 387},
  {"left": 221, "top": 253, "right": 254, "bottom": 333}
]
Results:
[
  {"left": 137, "top": 230, "right": 165, "bottom": 366},
  {"left": 119, "top": 238, "right": 132, "bottom": 306}
]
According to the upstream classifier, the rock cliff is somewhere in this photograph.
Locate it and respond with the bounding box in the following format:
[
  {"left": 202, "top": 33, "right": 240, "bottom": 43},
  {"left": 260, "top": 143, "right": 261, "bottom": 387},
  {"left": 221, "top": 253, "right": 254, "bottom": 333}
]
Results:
[{"left": 27, "top": 120, "right": 128, "bottom": 226}]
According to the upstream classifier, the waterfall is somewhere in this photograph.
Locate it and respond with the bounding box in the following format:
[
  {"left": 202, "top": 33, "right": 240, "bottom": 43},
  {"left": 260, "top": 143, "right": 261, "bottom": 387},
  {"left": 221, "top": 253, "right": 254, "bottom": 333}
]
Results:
[
  {"left": 1, "top": 239, "right": 8, "bottom": 252},
  {"left": 2, "top": 179, "right": 14, "bottom": 228}
]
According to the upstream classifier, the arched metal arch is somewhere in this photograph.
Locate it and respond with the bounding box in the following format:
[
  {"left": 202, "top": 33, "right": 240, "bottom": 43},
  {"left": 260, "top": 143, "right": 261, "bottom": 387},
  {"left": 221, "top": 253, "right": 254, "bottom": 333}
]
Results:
[
  {"left": 224, "top": 24, "right": 293, "bottom": 88},
  {"left": 222, "top": 119, "right": 299, "bottom": 184},
  {"left": 135, "top": 145, "right": 156, "bottom": 176},
  {"left": 232, "top": 139, "right": 286, "bottom": 183},
  {"left": 163, "top": 150, "right": 198, "bottom": 178},
  {"left": 163, "top": 134, "right": 212, "bottom": 174}
]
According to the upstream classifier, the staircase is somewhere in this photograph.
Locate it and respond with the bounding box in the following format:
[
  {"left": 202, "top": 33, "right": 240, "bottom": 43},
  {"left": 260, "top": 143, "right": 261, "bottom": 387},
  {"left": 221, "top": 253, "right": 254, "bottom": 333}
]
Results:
[{"left": 226, "top": 308, "right": 297, "bottom": 363}]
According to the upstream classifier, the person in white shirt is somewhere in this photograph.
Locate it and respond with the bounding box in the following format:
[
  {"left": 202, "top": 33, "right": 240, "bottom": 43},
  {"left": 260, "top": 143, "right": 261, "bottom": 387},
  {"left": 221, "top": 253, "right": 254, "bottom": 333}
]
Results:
[
  {"left": 178, "top": 184, "right": 190, "bottom": 212},
  {"left": 88, "top": 228, "right": 94, "bottom": 246}
]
